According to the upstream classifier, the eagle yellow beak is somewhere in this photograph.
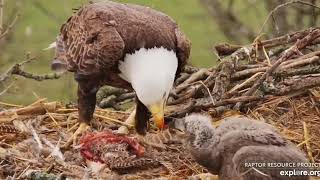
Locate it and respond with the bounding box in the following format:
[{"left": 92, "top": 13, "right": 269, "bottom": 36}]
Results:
[{"left": 149, "top": 101, "right": 165, "bottom": 129}]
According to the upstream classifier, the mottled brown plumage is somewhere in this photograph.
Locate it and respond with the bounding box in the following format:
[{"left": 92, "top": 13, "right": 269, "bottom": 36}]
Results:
[
  {"left": 176, "top": 114, "right": 309, "bottom": 180},
  {"left": 53, "top": 0, "right": 190, "bottom": 84},
  {"left": 52, "top": 0, "right": 191, "bottom": 135}
]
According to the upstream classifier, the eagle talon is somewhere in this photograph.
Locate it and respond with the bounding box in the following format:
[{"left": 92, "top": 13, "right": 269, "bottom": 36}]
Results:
[{"left": 63, "top": 122, "right": 90, "bottom": 149}]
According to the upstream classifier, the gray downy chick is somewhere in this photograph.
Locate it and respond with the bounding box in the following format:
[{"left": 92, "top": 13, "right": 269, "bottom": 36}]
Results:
[{"left": 175, "top": 114, "right": 309, "bottom": 180}]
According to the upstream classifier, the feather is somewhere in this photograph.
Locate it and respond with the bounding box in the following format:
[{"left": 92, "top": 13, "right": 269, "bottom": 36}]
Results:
[
  {"left": 181, "top": 114, "right": 310, "bottom": 180},
  {"left": 43, "top": 41, "right": 56, "bottom": 50},
  {"left": 53, "top": 0, "right": 191, "bottom": 136},
  {"left": 51, "top": 58, "right": 67, "bottom": 72},
  {"left": 54, "top": 0, "right": 189, "bottom": 79},
  {"left": 119, "top": 47, "right": 178, "bottom": 106}
]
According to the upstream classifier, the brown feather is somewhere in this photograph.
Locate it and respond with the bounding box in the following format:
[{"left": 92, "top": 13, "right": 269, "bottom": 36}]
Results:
[
  {"left": 53, "top": 0, "right": 190, "bottom": 81},
  {"left": 52, "top": 0, "right": 191, "bottom": 133}
]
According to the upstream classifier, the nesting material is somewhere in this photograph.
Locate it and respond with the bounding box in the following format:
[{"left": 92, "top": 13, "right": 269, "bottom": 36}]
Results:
[{"left": 0, "top": 100, "right": 205, "bottom": 179}]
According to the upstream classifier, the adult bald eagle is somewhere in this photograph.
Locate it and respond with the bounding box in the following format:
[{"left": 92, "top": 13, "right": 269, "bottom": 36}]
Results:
[{"left": 52, "top": 0, "right": 191, "bottom": 143}]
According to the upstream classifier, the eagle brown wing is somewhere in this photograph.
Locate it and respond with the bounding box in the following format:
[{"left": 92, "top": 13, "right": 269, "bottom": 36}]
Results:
[{"left": 52, "top": 7, "right": 125, "bottom": 76}]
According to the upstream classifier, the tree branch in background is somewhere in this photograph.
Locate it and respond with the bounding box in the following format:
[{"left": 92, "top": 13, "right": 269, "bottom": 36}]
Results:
[
  {"left": 0, "top": 0, "right": 20, "bottom": 40},
  {"left": 0, "top": 81, "right": 14, "bottom": 96},
  {"left": 0, "top": 0, "right": 4, "bottom": 34},
  {"left": 0, "top": 0, "right": 20, "bottom": 52},
  {"left": 0, "top": 57, "right": 63, "bottom": 83},
  {"left": 265, "top": 0, "right": 290, "bottom": 35},
  {"left": 258, "top": 0, "right": 320, "bottom": 37},
  {"left": 0, "top": 13, "right": 19, "bottom": 39},
  {"left": 199, "top": 0, "right": 256, "bottom": 43},
  {"left": 309, "top": 0, "right": 318, "bottom": 27},
  {"left": 200, "top": 0, "right": 320, "bottom": 43}
]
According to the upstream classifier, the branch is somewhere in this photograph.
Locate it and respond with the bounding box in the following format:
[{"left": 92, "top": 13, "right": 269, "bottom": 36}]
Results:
[
  {"left": 0, "top": 13, "right": 19, "bottom": 39},
  {"left": 258, "top": 0, "right": 320, "bottom": 36},
  {"left": 168, "top": 96, "right": 263, "bottom": 118},
  {"left": 235, "top": 28, "right": 320, "bottom": 109},
  {"left": 264, "top": 74, "right": 320, "bottom": 96},
  {"left": 215, "top": 27, "right": 320, "bottom": 56},
  {"left": 0, "top": 58, "right": 63, "bottom": 82},
  {"left": 0, "top": 0, "right": 3, "bottom": 34},
  {"left": 0, "top": 81, "right": 14, "bottom": 96},
  {"left": 200, "top": 0, "right": 255, "bottom": 42}
]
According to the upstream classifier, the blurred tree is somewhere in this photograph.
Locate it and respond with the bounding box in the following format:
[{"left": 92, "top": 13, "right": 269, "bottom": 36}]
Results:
[{"left": 200, "top": 0, "right": 320, "bottom": 43}]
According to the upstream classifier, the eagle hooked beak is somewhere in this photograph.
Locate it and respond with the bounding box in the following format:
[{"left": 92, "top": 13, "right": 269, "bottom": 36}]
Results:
[{"left": 149, "top": 100, "right": 165, "bottom": 129}]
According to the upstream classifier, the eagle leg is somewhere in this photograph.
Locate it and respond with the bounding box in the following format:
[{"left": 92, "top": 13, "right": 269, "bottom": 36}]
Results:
[
  {"left": 117, "top": 96, "right": 150, "bottom": 135},
  {"left": 63, "top": 74, "right": 99, "bottom": 148},
  {"left": 134, "top": 96, "right": 150, "bottom": 135}
]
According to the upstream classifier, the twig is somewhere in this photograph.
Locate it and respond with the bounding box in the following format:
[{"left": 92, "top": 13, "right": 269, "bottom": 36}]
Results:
[
  {"left": 228, "top": 72, "right": 263, "bottom": 95},
  {"left": 0, "top": 0, "right": 4, "bottom": 34},
  {"left": 94, "top": 114, "right": 133, "bottom": 127},
  {"left": 215, "top": 28, "right": 320, "bottom": 57},
  {"left": 232, "top": 67, "right": 268, "bottom": 80},
  {"left": 0, "top": 58, "right": 35, "bottom": 82},
  {"left": 194, "top": 81, "right": 215, "bottom": 107},
  {"left": 14, "top": 70, "right": 63, "bottom": 81},
  {"left": 174, "top": 68, "right": 210, "bottom": 94},
  {"left": 279, "top": 56, "right": 319, "bottom": 70},
  {"left": 0, "top": 13, "right": 19, "bottom": 39},
  {"left": 275, "top": 65, "right": 320, "bottom": 78},
  {"left": 258, "top": 0, "right": 320, "bottom": 35},
  {"left": 303, "top": 122, "right": 314, "bottom": 163},
  {"left": 0, "top": 81, "right": 14, "bottom": 96},
  {"left": 201, "top": 96, "right": 263, "bottom": 109},
  {"left": 0, "top": 101, "right": 23, "bottom": 107},
  {"left": 266, "top": 74, "right": 320, "bottom": 95},
  {"left": 200, "top": 0, "right": 255, "bottom": 42},
  {"left": 169, "top": 96, "right": 263, "bottom": 118},
  {"left": 262, "top": 46, "right": 271, "bottom": 66},
  {"left": 242, "top": 29, "right": 320, "bottom": 98},
  {"left": 0, "top": 58, "right": 63, "bottom": 82}
]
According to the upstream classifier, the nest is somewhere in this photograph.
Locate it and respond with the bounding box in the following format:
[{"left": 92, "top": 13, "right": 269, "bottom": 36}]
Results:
[
  {"left": 0, "top": 100, "right": 208, "bottom": 179},
  {"left": 1, "top": 27, "right": 320, "bottom": 179}
]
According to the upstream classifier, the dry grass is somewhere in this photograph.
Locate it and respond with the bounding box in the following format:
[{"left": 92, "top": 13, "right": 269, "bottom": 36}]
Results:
[
  {"left": 248, "top": 88, "right": 320, "bottom": 164},
  {"left": 0, "top": 99, "right": 207, "bottom": 179}
]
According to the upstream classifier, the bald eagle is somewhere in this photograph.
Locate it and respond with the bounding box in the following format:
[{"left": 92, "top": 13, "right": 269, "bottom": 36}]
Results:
[
  {"left": 175, "top": 114, "right": 309, "bottom": 180},
  {"left": 51, "top": 0, "right": 191, "bottom": 143}
]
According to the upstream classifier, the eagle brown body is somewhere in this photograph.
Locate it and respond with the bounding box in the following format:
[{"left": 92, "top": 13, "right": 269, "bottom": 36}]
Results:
[{"left": 52, "top": 1, "right": 190, "bottom": 135}]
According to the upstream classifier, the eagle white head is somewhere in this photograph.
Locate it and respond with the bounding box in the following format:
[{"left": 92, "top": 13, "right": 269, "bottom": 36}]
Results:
[{"left": 119, "top": 47, "right": 178, "bottom": 128}]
